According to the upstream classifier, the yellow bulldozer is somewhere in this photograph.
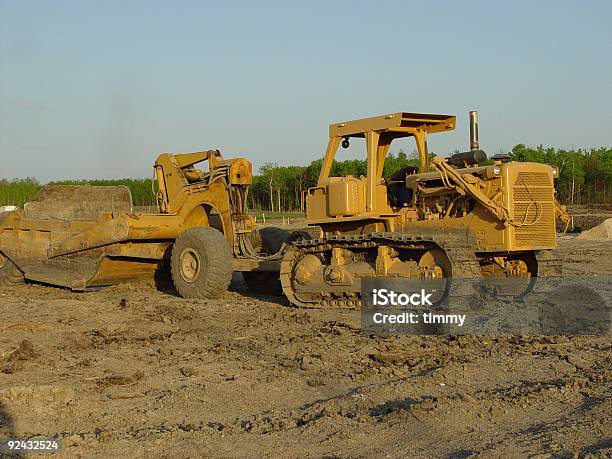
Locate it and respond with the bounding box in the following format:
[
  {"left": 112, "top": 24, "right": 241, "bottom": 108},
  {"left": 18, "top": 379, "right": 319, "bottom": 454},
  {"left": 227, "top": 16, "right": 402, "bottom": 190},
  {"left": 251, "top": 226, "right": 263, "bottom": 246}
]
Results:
[
  {"left": 280, "top": 111, "right": 570, "bottom": 307},
  {"left": 0, "top": 149, "right": 286, "bottom": 298}
]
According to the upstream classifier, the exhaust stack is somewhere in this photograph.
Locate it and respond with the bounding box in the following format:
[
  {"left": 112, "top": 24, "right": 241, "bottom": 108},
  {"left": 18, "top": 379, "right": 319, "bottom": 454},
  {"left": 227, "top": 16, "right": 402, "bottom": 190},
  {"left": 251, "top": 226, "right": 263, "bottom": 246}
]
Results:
[
  {"left": 469, "top": 111, "right": 479, "bottom": 151},
  {"left": 446, "top": 111, "right": 487, "bottom": 166}
]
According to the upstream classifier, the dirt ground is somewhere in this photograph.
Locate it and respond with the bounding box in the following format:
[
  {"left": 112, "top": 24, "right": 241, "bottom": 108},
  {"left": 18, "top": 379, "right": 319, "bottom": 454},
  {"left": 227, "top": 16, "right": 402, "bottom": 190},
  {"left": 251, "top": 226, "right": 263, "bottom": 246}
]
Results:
[{"left": 0, "top": 237, "right": 611, "bottom": 458}]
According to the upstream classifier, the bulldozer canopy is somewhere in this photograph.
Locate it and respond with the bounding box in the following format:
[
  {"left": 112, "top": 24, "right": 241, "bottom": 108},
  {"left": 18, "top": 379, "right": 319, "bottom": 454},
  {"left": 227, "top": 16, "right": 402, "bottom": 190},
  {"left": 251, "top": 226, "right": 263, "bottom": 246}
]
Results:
[{"left": 329, "top": 112, "right": 456, "bottom": 139}]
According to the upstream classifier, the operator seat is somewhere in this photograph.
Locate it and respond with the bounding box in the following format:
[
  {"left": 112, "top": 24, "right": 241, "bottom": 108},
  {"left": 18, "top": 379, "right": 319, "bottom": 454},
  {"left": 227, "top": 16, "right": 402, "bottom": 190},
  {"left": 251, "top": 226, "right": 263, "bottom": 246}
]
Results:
[{"left": 386, "top": 165, "right": 418, "bottom": 207}]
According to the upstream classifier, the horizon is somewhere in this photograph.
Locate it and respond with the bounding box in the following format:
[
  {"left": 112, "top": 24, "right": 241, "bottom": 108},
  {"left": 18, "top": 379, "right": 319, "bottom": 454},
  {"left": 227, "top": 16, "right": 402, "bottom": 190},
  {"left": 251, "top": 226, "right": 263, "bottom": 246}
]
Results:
[{"left": 2, "top": 142, "right": 609, "bottom": 183}]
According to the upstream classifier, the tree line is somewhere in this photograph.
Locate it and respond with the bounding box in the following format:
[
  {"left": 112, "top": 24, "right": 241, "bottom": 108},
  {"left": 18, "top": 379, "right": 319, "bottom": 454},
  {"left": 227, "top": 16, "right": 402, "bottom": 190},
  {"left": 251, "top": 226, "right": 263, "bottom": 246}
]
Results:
[
  {"left": 250, "top": 151, "right": 421, "bottom": 212},
  {"left": 251, "top": 145, "right": 612, "bottom": 210},
  {"left": 509, "top": 145, "right": 611, "bottom": 205},
  {"left": 1, "top": 145, "right": 610, "bottom": 209}
]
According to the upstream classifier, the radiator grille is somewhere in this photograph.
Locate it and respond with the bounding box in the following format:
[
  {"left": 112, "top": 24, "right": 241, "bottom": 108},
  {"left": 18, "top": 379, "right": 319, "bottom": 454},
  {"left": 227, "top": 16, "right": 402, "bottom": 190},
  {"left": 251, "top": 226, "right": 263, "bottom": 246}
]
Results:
[
  {"left": 512, "top": 172, "right": 555, "bottom": 248},
  {"left": 515, "top": 172, "right": 551, "bottom": 187}
]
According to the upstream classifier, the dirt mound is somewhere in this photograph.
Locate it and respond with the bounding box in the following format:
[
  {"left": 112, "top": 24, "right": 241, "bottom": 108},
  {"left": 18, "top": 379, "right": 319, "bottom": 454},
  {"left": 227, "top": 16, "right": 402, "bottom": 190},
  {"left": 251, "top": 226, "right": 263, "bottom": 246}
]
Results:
[{"left": 576, "top": 218, "right": 612, "bottom": 240}]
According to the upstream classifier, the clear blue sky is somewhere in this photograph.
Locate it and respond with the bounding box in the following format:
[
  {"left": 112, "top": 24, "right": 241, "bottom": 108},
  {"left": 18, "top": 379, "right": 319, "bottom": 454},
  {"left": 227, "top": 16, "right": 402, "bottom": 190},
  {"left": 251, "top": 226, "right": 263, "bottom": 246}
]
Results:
[{"left": 1, "top": 0, "right": 611, "bottom": 182}]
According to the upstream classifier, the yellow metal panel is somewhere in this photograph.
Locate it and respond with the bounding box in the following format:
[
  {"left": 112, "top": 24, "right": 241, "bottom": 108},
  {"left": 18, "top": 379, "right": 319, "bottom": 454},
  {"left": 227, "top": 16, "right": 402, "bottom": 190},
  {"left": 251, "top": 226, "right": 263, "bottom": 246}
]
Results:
[
  {"left": 329, "top": 112, "right": 455, "bottom": 138},
  {"left": 327, "top": 178, "right": 365, "bottom": 217},
  {"left": 365, "top": 131, "right": 379, "bottom": 211},
  {"left": 229, "top": 158, "right": 253, "bottom": 185},
  {"left": 317, "top": 136, "right": 341, "bottom": 183}
]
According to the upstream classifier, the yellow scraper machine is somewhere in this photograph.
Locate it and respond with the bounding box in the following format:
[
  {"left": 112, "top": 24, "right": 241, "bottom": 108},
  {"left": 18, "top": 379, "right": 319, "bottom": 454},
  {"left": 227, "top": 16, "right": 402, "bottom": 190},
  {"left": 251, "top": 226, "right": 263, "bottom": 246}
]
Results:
[
  {"left": 0, "top": 149, "right": 285, "bottom": 297},
  {"left": 0, "top": 111, "right": 569, "bottom": 304}
]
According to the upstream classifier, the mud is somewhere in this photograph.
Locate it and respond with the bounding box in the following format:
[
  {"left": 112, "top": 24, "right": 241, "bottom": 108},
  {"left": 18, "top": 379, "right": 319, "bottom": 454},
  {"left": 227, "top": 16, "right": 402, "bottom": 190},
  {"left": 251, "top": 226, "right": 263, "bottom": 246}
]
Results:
[{"left": 0, "top": 238, "right": 610, "bottom": 458}]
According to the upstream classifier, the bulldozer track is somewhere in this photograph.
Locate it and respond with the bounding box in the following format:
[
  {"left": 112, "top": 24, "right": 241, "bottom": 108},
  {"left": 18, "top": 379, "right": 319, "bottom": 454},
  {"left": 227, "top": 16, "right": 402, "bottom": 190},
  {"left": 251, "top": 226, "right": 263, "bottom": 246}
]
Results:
[
  {"left": 280, "top": 232, "right": 562, "bottom": 308},
  {"left": 280, "top": 232, "right": 483, "bottom": 309}
]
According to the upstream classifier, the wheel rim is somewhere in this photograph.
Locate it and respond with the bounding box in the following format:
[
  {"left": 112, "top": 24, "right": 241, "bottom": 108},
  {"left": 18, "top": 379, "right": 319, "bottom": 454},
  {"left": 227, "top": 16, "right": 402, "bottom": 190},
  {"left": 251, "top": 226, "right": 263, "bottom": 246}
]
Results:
[{"left": 179, "top": 248, "right": 201, "bottom": 283}]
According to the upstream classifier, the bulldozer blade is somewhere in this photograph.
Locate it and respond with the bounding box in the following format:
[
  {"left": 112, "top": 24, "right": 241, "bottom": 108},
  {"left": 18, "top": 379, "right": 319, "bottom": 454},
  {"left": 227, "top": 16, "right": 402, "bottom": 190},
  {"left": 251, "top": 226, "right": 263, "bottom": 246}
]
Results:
[{"left": 24, "top": 185, "right": 133, "bottom": 221}]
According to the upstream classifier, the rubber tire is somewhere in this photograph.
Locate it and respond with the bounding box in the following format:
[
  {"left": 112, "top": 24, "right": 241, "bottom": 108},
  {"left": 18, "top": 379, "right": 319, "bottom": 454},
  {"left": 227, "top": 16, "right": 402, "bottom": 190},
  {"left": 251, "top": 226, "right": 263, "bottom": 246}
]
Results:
[
  {"left": 171, "top": 227, "right": 233, "bottom": 299},
  {"left": 0, "top": 255, "right": 25, "bottom": 286},
  {"left": 258, "top": 227, "right": 293, "bottom": 254},
  {"left": 242, "top": 271, "right": 283, "bottom": 296}
]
